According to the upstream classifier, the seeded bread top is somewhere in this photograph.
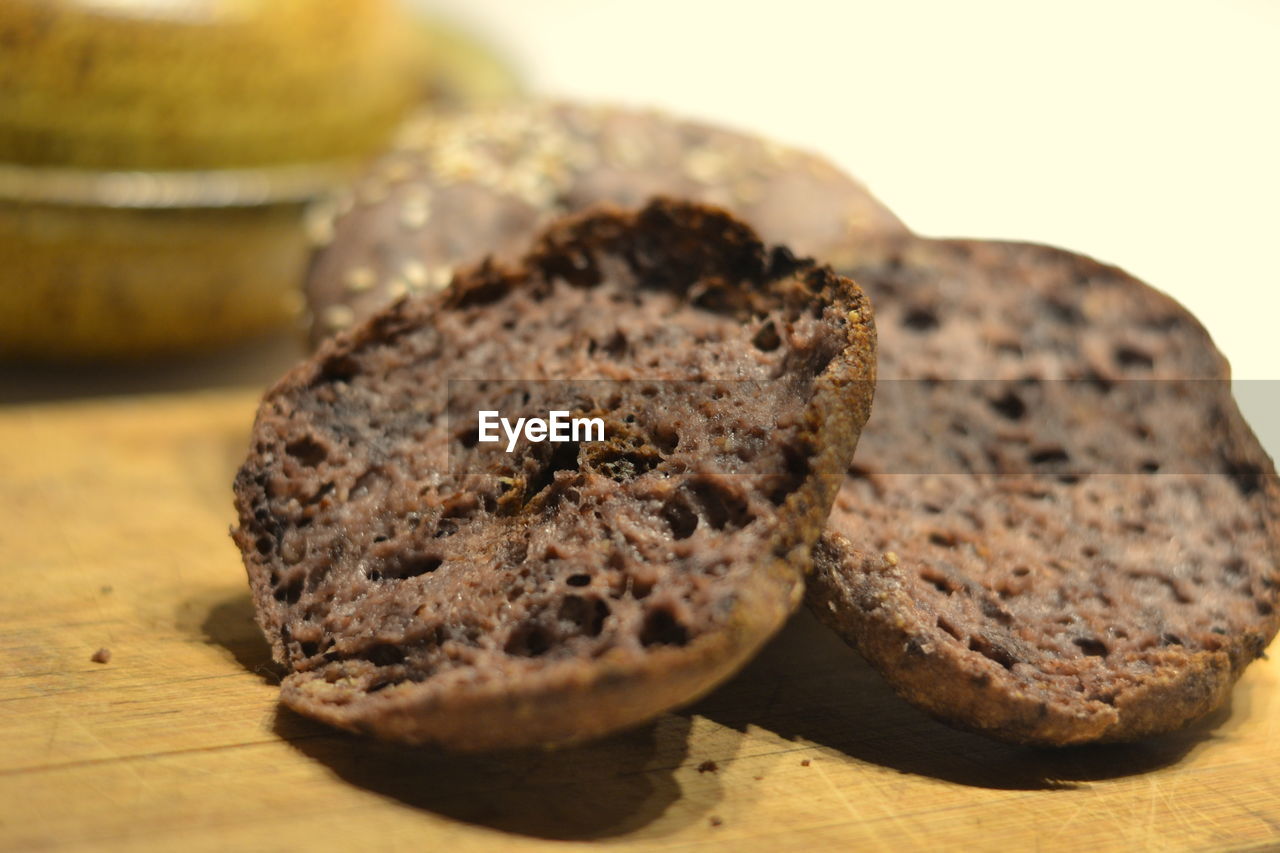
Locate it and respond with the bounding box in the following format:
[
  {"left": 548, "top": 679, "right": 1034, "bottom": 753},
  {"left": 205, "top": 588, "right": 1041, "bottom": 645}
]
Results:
[{"left": 302, "top": 101, "right": 905, "bottom": 344}]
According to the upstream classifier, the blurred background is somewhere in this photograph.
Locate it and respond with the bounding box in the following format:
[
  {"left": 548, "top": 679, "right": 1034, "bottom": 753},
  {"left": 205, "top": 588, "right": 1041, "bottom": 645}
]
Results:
[
  {"left": 422, "top": 0, "right": 1278, "bottom": 376},
  {"left": 1, "top": 0, "right": 1276, "bottom": 452},
  {"left": 424, "top": 0, "right": 1280, "bottom": 452}
]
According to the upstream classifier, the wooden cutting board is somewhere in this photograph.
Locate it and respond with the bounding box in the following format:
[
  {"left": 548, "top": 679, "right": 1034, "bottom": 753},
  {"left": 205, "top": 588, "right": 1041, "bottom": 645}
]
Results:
[{"left": 2, "top": 388, "right": 1278, "bottom": 852}]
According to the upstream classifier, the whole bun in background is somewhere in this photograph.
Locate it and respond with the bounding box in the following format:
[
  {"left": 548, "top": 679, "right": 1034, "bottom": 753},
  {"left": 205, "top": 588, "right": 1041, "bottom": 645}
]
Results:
[{"left": 304, "top": 101, "right": 906, "bottom": 345}]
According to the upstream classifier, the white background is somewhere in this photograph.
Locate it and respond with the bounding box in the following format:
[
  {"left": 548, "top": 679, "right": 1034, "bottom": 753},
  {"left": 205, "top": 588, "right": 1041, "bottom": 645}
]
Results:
[{"left": 423, "top": 0, "right": 1278, "bottom": 451}]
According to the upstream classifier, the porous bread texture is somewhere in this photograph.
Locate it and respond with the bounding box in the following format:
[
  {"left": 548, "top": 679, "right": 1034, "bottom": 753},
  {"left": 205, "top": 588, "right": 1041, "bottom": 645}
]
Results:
[
  {"left": 233, "top": 199, "right": 876, "bottom": 749},
  {"left": 303, "top": 100, "right": 905, "bottom": 343},
  {"left": 809, "top": 235, "right": 1280, "bottom": 746}
]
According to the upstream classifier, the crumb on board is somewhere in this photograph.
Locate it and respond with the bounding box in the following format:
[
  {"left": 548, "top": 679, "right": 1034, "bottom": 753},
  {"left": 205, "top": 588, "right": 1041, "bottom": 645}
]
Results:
[
  {"left": 90, "top": 648, "right": 112, "bottom": 664},
  {"left": 801, "top": 759, "right": 811, "bottom": 767},
  {"left": 753, "top": 775, "right": 764, "bottom": 781},
  {"left": 709, "top": 816, "right": 723, "bottom": 827},
  {"left": 697, "top": 760, "right": 718, "bottom": 773},
  {"left": 100, "top": 585, "right": 113, "bottom": 594}
]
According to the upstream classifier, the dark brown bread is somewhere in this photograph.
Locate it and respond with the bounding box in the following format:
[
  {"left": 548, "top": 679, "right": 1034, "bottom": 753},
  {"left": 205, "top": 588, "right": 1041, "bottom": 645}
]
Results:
[
  {"left": 233, "top": 200, "right": 876, "bottom": 749},
  {"left": 808, "top": 235, "right": 1280, "bottom": 745},
  {"left": 302, "top": 101, "right": 905, "bottom": 344}
]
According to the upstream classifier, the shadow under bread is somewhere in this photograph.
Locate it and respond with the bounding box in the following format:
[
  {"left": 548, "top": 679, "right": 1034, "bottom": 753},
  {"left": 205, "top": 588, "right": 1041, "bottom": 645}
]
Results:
[
  {"left": 199, "top": 589, "right": 713, "bottom": 841},
  {"left": 686, "top": 606, "right": 1236, "bottom": 791}
]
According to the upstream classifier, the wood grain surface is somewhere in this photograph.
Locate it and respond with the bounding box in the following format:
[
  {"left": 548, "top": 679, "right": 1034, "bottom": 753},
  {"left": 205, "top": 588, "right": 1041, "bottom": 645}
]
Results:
[{"left": 2, "top": 389, "right": 1278, "bottom": 852}]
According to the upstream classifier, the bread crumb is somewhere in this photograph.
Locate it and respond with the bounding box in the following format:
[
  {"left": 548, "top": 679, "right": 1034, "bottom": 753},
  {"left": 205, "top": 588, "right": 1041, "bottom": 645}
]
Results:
[
  {"left": 753, "top": 775, "right": 764, "bottom": 781},
  {"left": 322, "top": 305, "right": 355, "bottom": 331},
  {"left": 91, "top": 648, "right": 111, "bottom": 664},
  {"left": 402, "top": 260, "right": 428, "bottom": 289},
  {"left": 385, "top": 278, "right": 408, "bottom": 300},
  {"left": 343, "top": 267, "right": 376, "bottom": 294},
  {"left": 400, "top": 197, "right": 431, "bottom": 230},
  {"left": 709, "top": 816, "right": 723, "bottom": 827},
  {"left": 884, "top": 551, "right": 899, "bottom": 566},
  {"left": 429, "top": 265, "right": 454, "bottom": 290},
  {"left": 697, "top": 760, "right": 718, "bottom": 773},
  {"left": 800, "top": 759, "right": 811, "bottom": 767},
  {"left": 303, "top": 206, "right": 336, "bottom": 246}
]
